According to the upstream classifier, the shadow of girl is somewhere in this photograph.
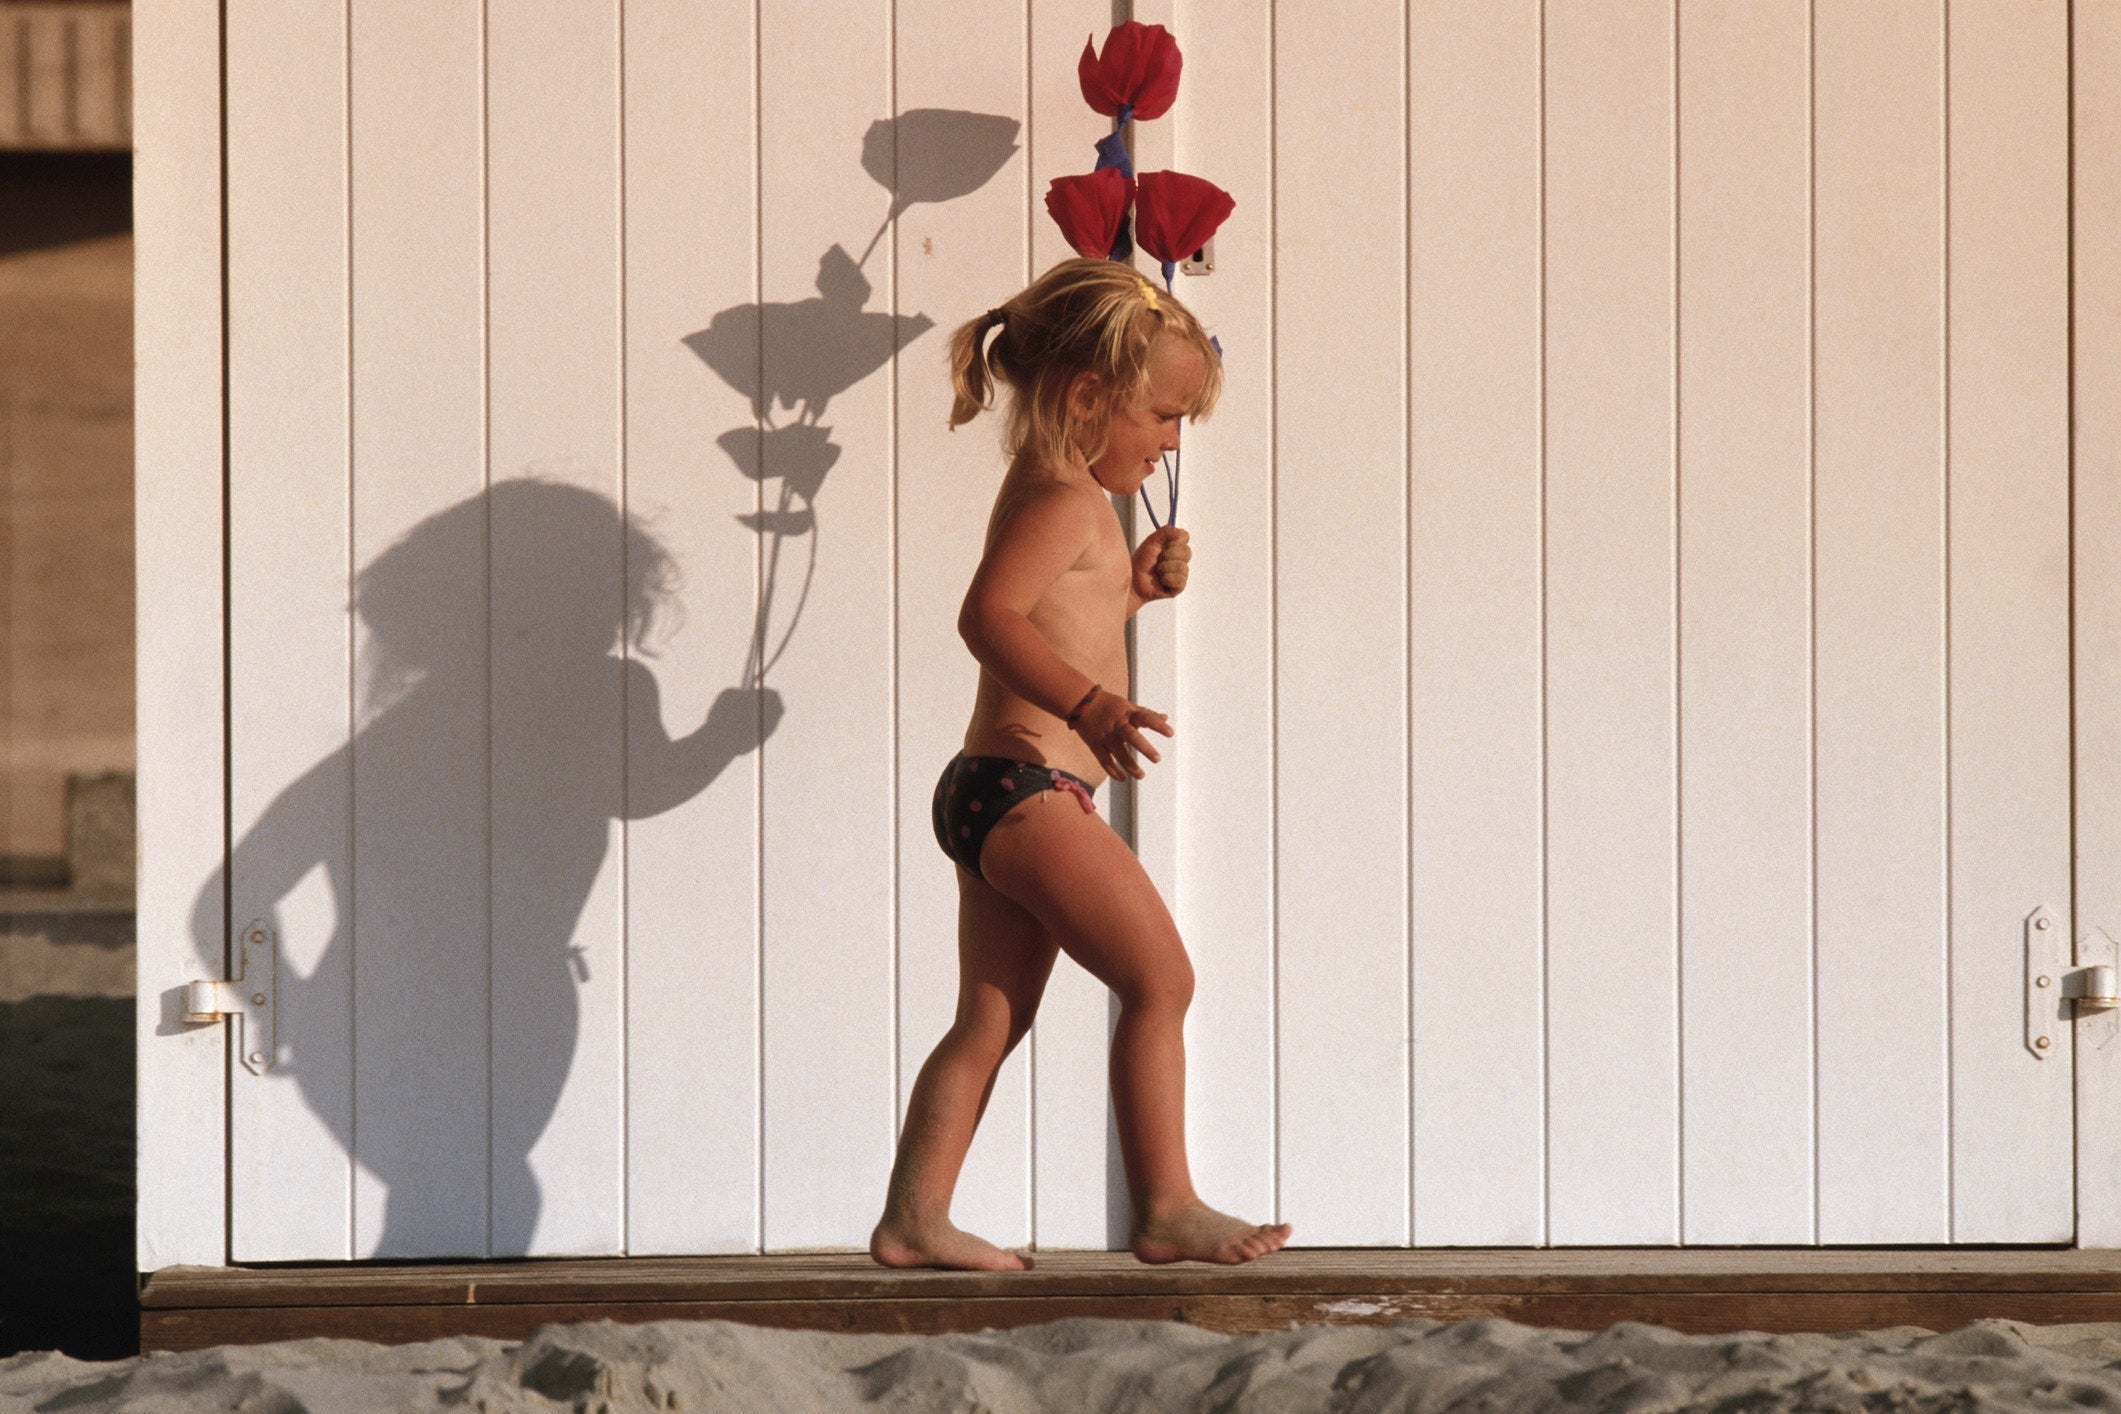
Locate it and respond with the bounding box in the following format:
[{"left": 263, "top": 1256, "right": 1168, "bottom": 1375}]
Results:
[{"left": 190, "top": 481, "right": 781, "bottom": 1257}]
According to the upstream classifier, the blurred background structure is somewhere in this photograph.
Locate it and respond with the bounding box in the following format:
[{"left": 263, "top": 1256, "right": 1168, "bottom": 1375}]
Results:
[{"left": 0, "top": 0, "right": 139, "bottom": 1361}]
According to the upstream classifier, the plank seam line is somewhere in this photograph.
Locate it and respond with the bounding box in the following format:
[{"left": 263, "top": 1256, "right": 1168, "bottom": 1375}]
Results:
[
  {"left": 217, "top": 0, "right": 235, "bottom": 1273},
  {"left": 1536, "top": 0, "right": 1551, "bottom": 1251},
  {"left": 479, "top": 0, "right": 496, "bottom": 1264},
  {"left": 1267, "top": 0, "right": 1282, "bottom": 1237},
  {"left": 614, "top": 0, "right": 631, "bottom": 1260},
  {"left": 1805, "top": 0, "right": 1821, "bottom": 1249},
  {"left": 1021, "top": 0, "right": 1036, "bottom": 1250},
  {"left": 342, "top": 0, "right": 358, "bottom": 1264},
  {"left": 1670, "top": 0, "right": 1686, "bottom": 1248},
  {"left": 1400, "top": 0, "right": 1414, "bottom": 1247},
  {"left": 750, "top": 0, "right": 765, "bottom": 1256},
  {"left": 886, "top": 0, "right": 902, "bottom": 1227},
  {"left": 1941, "top": 0, "right": 1956, "bottom": 1247},
  {"left": 2064, "top": 0, "right": 2080, "bottom": 1251}
]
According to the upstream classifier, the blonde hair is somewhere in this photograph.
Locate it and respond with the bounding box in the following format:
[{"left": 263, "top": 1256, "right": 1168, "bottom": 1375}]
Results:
[{"left": 948, "top": 258, "right": 1222, "bottom": 469}]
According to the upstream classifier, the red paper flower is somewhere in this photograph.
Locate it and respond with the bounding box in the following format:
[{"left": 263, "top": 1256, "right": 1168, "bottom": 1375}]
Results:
[
  {"left": 1045, "top": 168, "right": 1136, "bottom": 259},
  {"left": 1133, "top": 170, "right": 1234, "bottom": 265},
  {"left": 1077, "top": 22, "right": 1182, "bottom": 122}
]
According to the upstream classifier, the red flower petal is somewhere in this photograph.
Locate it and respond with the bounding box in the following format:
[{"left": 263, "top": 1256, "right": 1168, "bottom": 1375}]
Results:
[
  {"left": 1077, "top": 22, "right": 1182, "bottom": 122},
  {"left": 1044, "top": 168, "right": 1136, "bottom": 259},
  {"left": 1133, "top": 170, "right": 1234, "bottom": 265}
]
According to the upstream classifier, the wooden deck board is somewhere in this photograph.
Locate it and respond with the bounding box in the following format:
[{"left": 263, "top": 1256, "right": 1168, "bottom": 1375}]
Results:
[{"left": 138, "top": 1249, "right": 2121, "bottom": 1350}]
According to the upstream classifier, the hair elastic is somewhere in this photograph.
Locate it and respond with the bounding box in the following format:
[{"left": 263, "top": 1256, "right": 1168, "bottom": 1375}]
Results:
[{"left": 1065, "top": 684, "right": 1101, "bottom": 726}]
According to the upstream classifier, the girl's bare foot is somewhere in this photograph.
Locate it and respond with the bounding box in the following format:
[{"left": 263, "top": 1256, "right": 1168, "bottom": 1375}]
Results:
[
  {"left": 870, "top": 1215, "right": 1033, "bottom": 1272},
  {"left": 1132, "top": 1203, "right": 1292, "bottom": 1265}
]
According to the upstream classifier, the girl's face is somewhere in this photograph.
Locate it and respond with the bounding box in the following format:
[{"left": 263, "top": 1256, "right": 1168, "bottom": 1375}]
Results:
[{"left": 1082, "top": 333, "right": 1208, "bottom": 494}]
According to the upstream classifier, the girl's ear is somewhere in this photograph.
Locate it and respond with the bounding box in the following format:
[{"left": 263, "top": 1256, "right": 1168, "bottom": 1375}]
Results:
[{"left": 1065, "top": 369, "right": 1104, "bottom": 427}]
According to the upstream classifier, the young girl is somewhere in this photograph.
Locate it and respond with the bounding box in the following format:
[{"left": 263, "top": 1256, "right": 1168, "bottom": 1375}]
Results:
[{"left": 869, "top": 259, "right": 1292, "bottom": 1270}]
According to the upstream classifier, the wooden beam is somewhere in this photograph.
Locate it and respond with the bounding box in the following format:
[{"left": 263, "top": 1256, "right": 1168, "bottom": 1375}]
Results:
[{"left": 139, "top": 1250, "right": 2121, "bottom": 1351}]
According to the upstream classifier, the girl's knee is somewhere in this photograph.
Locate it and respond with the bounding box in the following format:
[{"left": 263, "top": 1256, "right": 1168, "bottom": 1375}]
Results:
[
  {"left": 950, "top": 992, "right": 1021, "bottom": 1061},
  {"left": 1115, "top": 947, "right": 1193, "bottom": 1017}
]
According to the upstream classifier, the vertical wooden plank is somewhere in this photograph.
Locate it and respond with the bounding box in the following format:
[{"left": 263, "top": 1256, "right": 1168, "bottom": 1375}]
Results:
[
  {"left": 134, "top": 0, "right": 230, "bottom": 1271},
  {"left": 1813, "top": 0, "right": 1947, "bottom": 1246},
  {"left": 621, "top": 0, "right": 764, "bottom": 1256},
  {"left": 485, "top": 0, "right": 626, "bottom": 1257},
  {"left": 757, "top": 0, "right": 898, "bottom": 1250},
  {"left": 1274, "top": 0, "right": 1407, "bottom": 1246},
  {"left": 2075, "top": 0, "right": 2121, "bottom": 1249},
  {"left": 892, "top": 0, "right": 1032, "bottom": 1249},
  {"left": 1405, "top": 0, "right": 1544, "bottom": 1247},
  {"left": 1674, "top": 0, "right": 1812, "bottom": 1245},
  {"left": 1946, "top": 0, "right": 2071, "bottom": 1244},
  {"left": 1542, "top": 0, "right": 1678, "bottom": 1246},
  {"left": 348, "top": 0, "right": 492, "bottom": 1260},
  {"left": 1029, "top": 0, "right": 1125, "bottom": 1250},
  {"left": 223, "top": 0, "right": 352, "bottom": 1263},
  {"left": 1169, "top": 0, "right": 1277, "bottom": 1233}
]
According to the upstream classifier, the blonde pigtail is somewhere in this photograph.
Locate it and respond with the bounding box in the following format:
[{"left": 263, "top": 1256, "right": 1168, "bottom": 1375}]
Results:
[{"left": 947, "top": 308, "right": 1008, "bottom": 430}]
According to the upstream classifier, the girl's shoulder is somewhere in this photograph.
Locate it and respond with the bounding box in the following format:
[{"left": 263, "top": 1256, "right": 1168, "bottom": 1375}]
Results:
[{"left": 994, "top": 459, "right": 1102, "bottom": 519}]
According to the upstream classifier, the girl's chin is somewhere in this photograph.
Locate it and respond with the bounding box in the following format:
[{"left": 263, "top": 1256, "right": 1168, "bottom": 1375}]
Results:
[{"left": 1090, "top": 468, "right": 1152, "bottom": 495}]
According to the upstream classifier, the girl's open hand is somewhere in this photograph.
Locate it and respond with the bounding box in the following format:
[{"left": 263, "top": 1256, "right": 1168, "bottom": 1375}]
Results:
[
  {"left": 1070, "top": 689, "right": 1173, "bottom": 780},
  {"left": 1132, "top": 526, "right": 1191, "bottom": 602}
]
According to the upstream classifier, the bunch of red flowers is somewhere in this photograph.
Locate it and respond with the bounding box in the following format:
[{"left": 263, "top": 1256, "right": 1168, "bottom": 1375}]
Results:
[{"left": 1044, "top": 22, "right": 1234, "bottom": 292}]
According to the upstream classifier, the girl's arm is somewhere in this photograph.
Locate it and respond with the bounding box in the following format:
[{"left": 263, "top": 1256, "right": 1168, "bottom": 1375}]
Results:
[
  {"left": 957, "top": 485, "right": 1103, "bottom": 716},
  {"left": 962, "top": 483, "right": 1177, "bottom": 779}
]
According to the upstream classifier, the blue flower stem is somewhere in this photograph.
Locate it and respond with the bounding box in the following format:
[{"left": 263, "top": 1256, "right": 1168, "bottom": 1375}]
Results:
[{"left": 1137, "top": 483, "right": 1162, "bottom": 532}]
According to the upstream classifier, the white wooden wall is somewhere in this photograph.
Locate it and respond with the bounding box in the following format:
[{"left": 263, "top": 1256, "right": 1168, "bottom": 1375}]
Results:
[
  {"left": 137, "top": 0, "right": 2114, "bottom": 1265},
  {"left": 1172, "top": 0, "right": 2081, "bottom": 1249}
]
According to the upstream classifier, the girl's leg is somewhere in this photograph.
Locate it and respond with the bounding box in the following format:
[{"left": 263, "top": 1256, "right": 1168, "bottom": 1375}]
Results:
[
  {"left": 979, "top": 792, "right": 1291, "bottom": 1265},
  {"left": 871, "top": 866, "right": 1058, "bottom": 1271}
]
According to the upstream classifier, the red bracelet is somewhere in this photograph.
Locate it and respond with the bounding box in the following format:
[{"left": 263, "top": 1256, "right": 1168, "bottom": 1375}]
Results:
[{"left": 1065, "top": 685, "right": 1101, "bottom": 727}]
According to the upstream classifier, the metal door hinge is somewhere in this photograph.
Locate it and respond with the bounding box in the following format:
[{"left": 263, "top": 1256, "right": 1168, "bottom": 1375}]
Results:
[
  {"left": 2025, "top": 910, "right": 2121, "bottom": 1059},
  {"left": 2028, "top": 908, "right": 2065, "bottom": 1058},
  {"left": 2075, "top": 928, "right": 2121, "bottom": 1053},
  {"left": 183, "top": 919, "right": 276, "bottom": 1075}
]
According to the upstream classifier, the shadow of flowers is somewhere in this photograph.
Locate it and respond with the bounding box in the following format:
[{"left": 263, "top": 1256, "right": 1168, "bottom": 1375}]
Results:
[{"left": 683, "top": 108, "right": 1019, "bottom": 687}]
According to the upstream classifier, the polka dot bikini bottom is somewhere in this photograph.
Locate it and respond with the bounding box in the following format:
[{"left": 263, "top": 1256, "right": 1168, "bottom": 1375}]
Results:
[{"left": 931, "top": 754, "right": 1099, "bottom": 880}]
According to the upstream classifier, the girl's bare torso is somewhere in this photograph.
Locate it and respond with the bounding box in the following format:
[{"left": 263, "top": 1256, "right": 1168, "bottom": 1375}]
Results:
[{"left": 961, "top": 462, "right": 1132, "bottom": 784}]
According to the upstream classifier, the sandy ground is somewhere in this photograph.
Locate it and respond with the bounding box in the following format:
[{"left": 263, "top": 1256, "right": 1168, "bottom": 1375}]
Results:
[{"left": 12, "top": 1315, "right": 2121, "bottom": 1413}]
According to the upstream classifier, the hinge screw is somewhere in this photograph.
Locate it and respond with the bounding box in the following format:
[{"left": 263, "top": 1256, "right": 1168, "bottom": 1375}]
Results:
[
  {"left": 2037, "top": 916, "right": 2053, "bottom": 930},
  {"left": 2036, "top": 1035, "right": 2053, "bottom": 1049},
  {"left": 251, "top": 993, "right": 267, "bottom": 1006},
  {"left": 2038, "top": 975, "right": 2053, "bottom": 988},
  {"left": 248, "top": 1051, "right": 266, "bottom": 1065}
]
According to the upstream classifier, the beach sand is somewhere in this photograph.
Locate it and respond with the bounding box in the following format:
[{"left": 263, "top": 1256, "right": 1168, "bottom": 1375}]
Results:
[{"left": 10, "top": 1314, "right": 2121, "bottom": 1413}]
